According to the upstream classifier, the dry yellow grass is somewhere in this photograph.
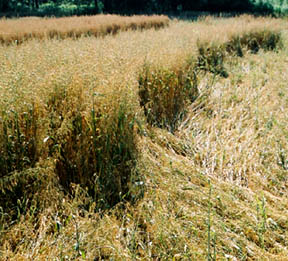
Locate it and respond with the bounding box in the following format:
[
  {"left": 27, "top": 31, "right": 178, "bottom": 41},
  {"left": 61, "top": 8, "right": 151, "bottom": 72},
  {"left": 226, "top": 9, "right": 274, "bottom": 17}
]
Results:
[
  {"left": 0, "top": 14, "right": 169, "bottom": 45},
  {"left": 1, "top": 15, "right": 288, "bottom": 260}
]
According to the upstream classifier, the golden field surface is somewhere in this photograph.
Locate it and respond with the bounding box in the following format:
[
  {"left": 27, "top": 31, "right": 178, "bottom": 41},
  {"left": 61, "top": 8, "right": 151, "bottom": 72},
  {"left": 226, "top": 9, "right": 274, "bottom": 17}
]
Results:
[
  {"left": 0, "top": 14, "right": 169, "bottom": 45},
  {"left": 1, "top": 15, "right": 288, "bottom": 260}
]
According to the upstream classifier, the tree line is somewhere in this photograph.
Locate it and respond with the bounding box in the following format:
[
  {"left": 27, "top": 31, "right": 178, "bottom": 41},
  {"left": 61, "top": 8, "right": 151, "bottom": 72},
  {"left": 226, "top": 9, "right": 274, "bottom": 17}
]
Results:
[{"left": 0, "top": 0, "right": 276, "bottom": 16}]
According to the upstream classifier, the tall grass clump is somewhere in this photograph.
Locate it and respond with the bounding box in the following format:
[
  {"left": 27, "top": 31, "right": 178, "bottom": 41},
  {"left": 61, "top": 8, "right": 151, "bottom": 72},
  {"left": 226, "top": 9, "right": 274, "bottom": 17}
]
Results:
[
  {"left": 0, "top": 95, "right": 59, "bottom": 230},
  {"left": 195, "top": 27, "right": 283, "bottom": 79},
  {"left": 138, "top": 62, "right": 199, "bottom": 133},
  {"left": 0, "top": 88, "right": 139, "bottom": 225},
  {"left": 0, "top": 104, "right": 41, "bottom": 176},
  {"left": 226, "top": 29, "right": 283, "bottom": 55},
  {"left": 197, "top": 41, "right": 229, "bottom": 78},
  {"left": 54, "top": 101, "right": 138, "bottom": 210},
  {"left": 40, "top": 77, "right": 139, "bottom": 209},
  {"left": 0, "top": 102, "right": 60, "bottom": 228}
]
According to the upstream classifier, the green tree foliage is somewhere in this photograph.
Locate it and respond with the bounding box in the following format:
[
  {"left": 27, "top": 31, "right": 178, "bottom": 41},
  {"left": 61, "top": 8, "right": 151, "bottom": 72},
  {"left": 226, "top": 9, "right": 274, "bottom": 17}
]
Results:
[
  {"left": 0, "top": 1, "right": 283, "bottom": 19},
  {"left": 0, "top": 0, "right": 9, "bottom": 12}
]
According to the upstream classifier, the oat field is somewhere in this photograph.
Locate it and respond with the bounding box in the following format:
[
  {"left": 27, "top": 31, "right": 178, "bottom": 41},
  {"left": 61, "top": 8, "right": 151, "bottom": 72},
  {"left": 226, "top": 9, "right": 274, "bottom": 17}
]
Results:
[{"left": 1, "top": 14, "right": 288, "bottom": 260}]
